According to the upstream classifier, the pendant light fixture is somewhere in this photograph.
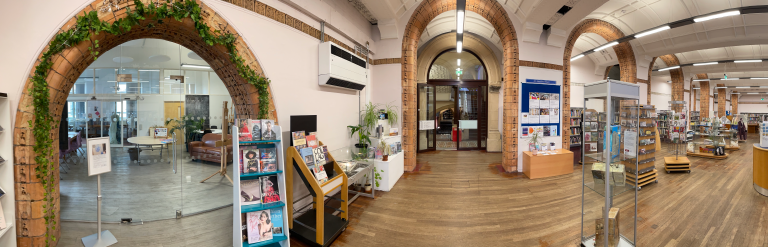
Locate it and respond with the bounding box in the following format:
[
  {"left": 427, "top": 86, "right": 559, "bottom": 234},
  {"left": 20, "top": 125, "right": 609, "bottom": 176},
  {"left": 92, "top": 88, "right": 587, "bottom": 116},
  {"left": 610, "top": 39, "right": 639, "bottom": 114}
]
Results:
[{"left": 456, "top": 0, "right": 466, "bottom": 53}]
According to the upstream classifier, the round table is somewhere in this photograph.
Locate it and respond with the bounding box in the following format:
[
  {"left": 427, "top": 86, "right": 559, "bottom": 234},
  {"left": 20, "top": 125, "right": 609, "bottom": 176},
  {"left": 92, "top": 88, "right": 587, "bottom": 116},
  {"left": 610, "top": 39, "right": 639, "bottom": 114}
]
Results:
[{"left": 127, "top": 136, "right": 170, "bottom": 164}]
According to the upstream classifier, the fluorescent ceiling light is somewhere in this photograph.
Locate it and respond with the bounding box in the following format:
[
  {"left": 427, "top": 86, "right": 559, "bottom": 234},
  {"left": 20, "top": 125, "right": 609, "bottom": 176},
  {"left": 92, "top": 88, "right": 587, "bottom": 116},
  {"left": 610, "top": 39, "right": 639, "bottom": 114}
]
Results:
[
  {"left": 715, "top": 86, "right": 727, "bottom": 89},
  {"left": 658, "top": 66, "right": 680, "bottom": 71},
  {"left": 693, "top": 62, "right": 718, "bottom": 66},
  {"left": 139, "top": 69, "right": 160, "bottom": 72},
  {"left": 694, "top": 10, "right": 740, "bottom": 22},
  {"left": 752, "top": 77, "right": 768, "bottom": 80},
  {"left": 635, "top": 26, "right": 670, "bottom": 38},
  {"left": 457, "top": 41, "right": 462, "bottom": 53},
  {"left": 735, "top": 60, "right": 762, "bottom": 63},
  {"left": 456, "top": 11, "right": 464, "bottom": 34},
  {"left": 457, "top": 59, "right": 461, "bottom": 66},
  {"left": 732, "top": 92, "right": 740, "bottom": 94},
  {"left": 181, "top": 63, "right": 210, "bottom": 69},
  {"left": 735, "top": 86, "right": 750, "bottom": 88},
  {"left": 594, "top": 41, "right": 619, "bottom": 51},
  {"left": 570, "top": 54, "right": 584, "bottom": 61},
  {"left": 692, "top": 87, "right": 700, "bottom": 90},
  {"left": 748, "top": 92, "right": 760, "bottom": 94},
  {"left": 693, "top": 79, "right": 710, "bottom": 81}
]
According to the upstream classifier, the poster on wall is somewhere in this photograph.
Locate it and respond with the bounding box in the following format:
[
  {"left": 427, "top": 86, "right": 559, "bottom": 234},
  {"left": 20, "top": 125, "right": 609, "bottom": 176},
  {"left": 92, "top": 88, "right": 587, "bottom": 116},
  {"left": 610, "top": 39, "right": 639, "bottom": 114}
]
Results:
[
  {"left": 539, "top": 93, "right": 550, "bottom": 108},
  {"left": 550, "top": 94, "right": 559, "bottom": 109},
  {"left": 522, "top": 113, "right": 530, "bottom": 124},
  {"left": 529, "top": 109, "right": 540, "bottom": 124},
  {"left": 540, "top": 109, "right": 550, "bottom": 123},
  {"left": 87, "top": 137, "right": 112, "bottom": 176},
  {"left": 529, "top": 92, "right": 540, "bottom": 108},
  {"left": 522, "top": 127, "right": 529, "bottom": 137},
  {"left": 551, "top": 109, "right": 559, "bottom": 123}
]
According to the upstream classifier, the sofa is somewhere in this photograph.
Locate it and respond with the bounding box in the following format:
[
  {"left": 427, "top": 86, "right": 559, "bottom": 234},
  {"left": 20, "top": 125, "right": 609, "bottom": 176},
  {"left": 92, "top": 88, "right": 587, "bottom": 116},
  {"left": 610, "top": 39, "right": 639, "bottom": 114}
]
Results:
[{"left": 189, "top": 133, "right": 233, "bottom": 163}]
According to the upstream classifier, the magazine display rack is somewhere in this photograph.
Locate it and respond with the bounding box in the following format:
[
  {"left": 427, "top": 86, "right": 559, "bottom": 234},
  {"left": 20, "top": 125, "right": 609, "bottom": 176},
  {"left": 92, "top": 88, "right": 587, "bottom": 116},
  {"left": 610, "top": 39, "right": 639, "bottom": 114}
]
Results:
[
  {"left": 286, "top": 141, "right": 349, "bottom": 247},
  {"left": 0, "top": 92, "right": 15, "bottom": 245},
  {"left": 580, "top": 79, "right": 640, "bottom": 247},
  {"left": 663, "top": 101, "right": 690, "bottom": 173},
  {"left": 626, "top": 105, "right": 658, "bottom": 187},
  {"left": 232, "top": 125, "right": 290, "bottom": 247}
]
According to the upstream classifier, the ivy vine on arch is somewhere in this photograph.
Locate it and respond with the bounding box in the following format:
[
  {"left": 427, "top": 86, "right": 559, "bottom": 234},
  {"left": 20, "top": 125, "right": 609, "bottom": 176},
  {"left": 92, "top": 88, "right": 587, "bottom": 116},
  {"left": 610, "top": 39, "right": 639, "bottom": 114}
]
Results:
[{"left": 31, "top": 1, "right": 270, "bottom": 245}]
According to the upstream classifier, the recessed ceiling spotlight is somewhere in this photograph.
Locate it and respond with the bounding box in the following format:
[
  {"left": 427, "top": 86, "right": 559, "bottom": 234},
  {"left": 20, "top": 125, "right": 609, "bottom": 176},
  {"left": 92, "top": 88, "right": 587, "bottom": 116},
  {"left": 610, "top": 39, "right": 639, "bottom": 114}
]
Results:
[
  {"left": 149, "top": 55, "right": 171, "bottom": 62},
  {"left": 112, "top": 57, "right": 134, "bottom": 63},
  {"left": 187, "top": 52, "right": 203, "bottom": 61}
]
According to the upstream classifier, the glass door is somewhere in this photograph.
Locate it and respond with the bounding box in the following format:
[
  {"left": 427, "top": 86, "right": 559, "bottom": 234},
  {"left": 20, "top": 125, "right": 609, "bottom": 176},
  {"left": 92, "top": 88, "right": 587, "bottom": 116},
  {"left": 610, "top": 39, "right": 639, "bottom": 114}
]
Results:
[
  {"left": 434, "top": 85, "right": 457, "bottom": 150},
  {"left": 457, "top": 86, "right": 483, "bottom": 150},
  {"left": 418, "top": 84, "right": 436, "bottom": 152},
  {"left": 101, "top": 100, "right": 123, "bottom": 147}
]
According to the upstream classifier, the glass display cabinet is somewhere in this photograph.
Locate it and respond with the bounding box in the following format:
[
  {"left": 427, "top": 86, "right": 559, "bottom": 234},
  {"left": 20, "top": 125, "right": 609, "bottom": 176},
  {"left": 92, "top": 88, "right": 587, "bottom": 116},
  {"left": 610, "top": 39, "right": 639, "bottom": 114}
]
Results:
[{"left": 580, "top": 79, "right": 640, "bottom": 247}]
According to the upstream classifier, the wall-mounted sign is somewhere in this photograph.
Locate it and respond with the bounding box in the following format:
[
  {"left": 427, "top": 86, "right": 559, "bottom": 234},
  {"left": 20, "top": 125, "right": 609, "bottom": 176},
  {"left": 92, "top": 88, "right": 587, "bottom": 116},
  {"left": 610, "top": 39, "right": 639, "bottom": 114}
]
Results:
[{"left": 526, "top": 79, "right": 556, "bottom": 85}]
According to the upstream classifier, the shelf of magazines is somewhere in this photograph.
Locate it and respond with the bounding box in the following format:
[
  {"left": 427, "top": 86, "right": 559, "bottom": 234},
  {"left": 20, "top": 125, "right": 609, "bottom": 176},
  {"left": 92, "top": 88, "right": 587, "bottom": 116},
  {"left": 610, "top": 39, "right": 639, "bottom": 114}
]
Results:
[{"left": 232, "top": 122, "right": 289, "bottom": 247}]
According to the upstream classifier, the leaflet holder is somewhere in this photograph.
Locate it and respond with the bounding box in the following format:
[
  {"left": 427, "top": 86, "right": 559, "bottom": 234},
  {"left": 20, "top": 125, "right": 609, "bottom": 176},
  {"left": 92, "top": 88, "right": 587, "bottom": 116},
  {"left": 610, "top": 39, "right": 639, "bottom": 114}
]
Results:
[{"left": 287, "top": 141, "right": 349, "bottom": 247}]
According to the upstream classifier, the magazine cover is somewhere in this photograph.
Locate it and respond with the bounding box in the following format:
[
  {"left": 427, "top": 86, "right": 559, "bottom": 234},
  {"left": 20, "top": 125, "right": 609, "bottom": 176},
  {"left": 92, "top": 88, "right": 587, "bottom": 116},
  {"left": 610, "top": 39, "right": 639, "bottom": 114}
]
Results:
[
  {"left": 259, "top": 148, "right": 277, "bottom": 172},
  {"left": 313, "top": 165, "right": 329, "bottom": 183},
  {"left": 260, "top": 175, "right": 281, "bottom": 204},
  {"left": 238, "top": 120, "right": 252, "bottom": 142},
  {"left": 243, "top": 148, "right": 260, "bottom": 173},
  {"left": 543, "top": 126, "right": 551, "bottom": 136},
  {"left": 246, "top": 210, "right": 273, "bottom": 244},
  {"left": 306, "top": 134, "right": 318, "bottom": 148},
  {"left": 240, "top": 179, "right": 261, "bottom": 205},
  {"left": 270, "top": 208, "right": 284, "bottom": 236},
  {"left": 321, "top": 145, "right": 330, "bottom": 163},
  {"left": 250, "top": 119, "right": 261, "bottom": 141},
  {"left": 313, "top": 147, "right": 327, "bottom": 166},
  {"left": 300, "top": 147, "right": 315, "bottom": 167},
  {"left": 292, "top": 131, "right": 307, "bottom": 148},
  {"left": 261, "top": 119, "right": 277, "bottom": 140},
  {"left": 397, "top": 142, "right": 402, "bottom": 153}
]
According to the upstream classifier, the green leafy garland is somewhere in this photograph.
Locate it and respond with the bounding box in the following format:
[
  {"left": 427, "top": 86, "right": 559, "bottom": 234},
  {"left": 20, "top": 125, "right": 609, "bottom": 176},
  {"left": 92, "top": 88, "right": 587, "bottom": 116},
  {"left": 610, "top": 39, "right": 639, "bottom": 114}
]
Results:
[{"left": 31, "top": 1, "right": 269, "bottom": 245}]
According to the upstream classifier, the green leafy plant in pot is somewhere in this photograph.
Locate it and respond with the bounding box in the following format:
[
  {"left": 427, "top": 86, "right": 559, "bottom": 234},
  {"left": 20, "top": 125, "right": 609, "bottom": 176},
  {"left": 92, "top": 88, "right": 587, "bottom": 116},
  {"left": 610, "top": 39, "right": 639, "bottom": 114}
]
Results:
[
  {"left": 166, "top": 116, "right": 206, "bottom": 152},
  {"left": 528, "top": 129, "right": 542, "bottom": 155}
]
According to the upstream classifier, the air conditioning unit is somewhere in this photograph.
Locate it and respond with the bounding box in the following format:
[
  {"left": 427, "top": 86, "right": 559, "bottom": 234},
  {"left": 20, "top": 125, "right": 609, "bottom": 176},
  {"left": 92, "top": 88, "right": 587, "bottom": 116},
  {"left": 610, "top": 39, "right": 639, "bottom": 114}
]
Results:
[{"left": 319, "top": 42, "right": 367, "bottom": 90}]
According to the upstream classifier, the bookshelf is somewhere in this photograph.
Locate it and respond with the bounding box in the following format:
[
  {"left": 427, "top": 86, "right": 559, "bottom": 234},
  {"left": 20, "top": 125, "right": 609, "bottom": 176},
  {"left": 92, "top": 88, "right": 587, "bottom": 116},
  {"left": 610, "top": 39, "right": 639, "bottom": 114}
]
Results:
[
  {"left": 657, "top": 110, "right": 671, "bottom": 142},
  {"left": 625, "top": 105, "right": 659, "bottom": 187},
  {"left": 232, "top": 124, "right": 290, "bottom": 247},
  {"left": 0, "top": 93, "right": 15, "bottom": 246},
  {"left": 570, "top": 107, "right": 584, "bottom": 164},
  {"left": 286, "top": 141, "right": 349, "bottom": 246}
]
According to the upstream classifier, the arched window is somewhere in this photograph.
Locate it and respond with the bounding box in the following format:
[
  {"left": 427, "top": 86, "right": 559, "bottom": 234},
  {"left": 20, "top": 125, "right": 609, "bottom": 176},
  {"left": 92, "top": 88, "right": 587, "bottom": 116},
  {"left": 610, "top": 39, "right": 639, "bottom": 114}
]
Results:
[{"left": 428, "top": 50, "right": 487, "bottom": 80}]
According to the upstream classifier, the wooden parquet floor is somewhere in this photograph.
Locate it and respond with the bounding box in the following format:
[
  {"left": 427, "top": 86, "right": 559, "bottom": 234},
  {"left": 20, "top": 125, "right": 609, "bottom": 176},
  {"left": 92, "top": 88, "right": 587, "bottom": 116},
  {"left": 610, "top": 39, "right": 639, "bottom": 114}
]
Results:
[{"left": 294, "top": 137, "right": 768, "bottom": 247}]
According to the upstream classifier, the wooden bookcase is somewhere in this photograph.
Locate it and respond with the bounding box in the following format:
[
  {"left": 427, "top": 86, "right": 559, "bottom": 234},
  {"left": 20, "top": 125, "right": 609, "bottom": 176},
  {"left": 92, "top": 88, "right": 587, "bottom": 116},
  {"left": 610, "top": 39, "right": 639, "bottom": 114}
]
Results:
[
  {"left": 232, "top": 125, "right": 290, "bottom": 247},
  {"left": 286, "top": 141, "right": 349, "bottom": 247}
]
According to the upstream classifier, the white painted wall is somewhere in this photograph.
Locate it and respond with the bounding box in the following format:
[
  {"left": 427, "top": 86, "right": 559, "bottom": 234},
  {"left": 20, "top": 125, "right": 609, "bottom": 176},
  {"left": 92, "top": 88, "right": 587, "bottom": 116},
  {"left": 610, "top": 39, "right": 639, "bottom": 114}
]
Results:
[
  {"left": 369, "top": 64, "right": 402, "bottom": 128},
  {"left": 569, "top": 52, "right": 604, "bottom": 108},
  {"left": 651, "top": 77, "right": 672, "bottom": 110}
]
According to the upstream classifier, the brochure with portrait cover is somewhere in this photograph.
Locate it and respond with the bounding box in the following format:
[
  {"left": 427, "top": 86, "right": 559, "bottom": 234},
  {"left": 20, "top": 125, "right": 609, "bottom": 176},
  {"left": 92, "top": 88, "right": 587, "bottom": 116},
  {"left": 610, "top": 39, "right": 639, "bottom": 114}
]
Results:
[
  {"left": 243, "top": 148, "right": 260, "bottom": 173},
  {"left": 260, "top": 175, "right": 281, "bottom": 204},
  {"left": 259, "top": 148, "right": 277, "bottom": 172}
]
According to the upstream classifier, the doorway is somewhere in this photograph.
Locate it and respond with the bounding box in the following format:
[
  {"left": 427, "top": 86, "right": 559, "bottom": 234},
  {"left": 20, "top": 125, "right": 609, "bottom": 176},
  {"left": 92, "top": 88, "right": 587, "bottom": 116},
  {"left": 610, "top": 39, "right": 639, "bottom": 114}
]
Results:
[{"left": 418, "top": 49, "right": 488, "bottom": 152}]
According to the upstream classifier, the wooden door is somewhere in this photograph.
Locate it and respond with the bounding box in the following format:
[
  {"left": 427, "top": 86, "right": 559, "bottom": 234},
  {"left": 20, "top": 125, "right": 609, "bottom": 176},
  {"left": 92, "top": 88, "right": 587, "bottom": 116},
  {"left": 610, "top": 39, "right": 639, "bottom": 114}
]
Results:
[{"left": 164, "top": 101, "right": 185, "bottom": 140}]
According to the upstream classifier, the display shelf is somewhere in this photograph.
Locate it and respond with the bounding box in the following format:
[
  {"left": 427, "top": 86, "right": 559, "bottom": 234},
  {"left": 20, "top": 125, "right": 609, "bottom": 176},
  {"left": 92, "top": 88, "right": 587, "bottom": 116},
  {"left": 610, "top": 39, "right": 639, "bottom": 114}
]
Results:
[
  {"left": 241, "top": 201, "right": 286, "bottom": 214},
  {"left": 232, "top": 124, "right": 290, "bottom": 247},
  {"left": 242, "top": 235, "right": 288, "bottom": 247},
  {"left": 0, "top": 93, "right": 15, "bottom": 247},
  {"left": 0, "top": 222, "right": 13, "bottom": 240},
  {"left": 626, "top": 169, "right": 658, "bottom": 188},
  {"left": 580, "top": 79, "right": 640, "bottom": 246},
  {"left": 240, "top": 170, "right": 283, "bottom": 180}
]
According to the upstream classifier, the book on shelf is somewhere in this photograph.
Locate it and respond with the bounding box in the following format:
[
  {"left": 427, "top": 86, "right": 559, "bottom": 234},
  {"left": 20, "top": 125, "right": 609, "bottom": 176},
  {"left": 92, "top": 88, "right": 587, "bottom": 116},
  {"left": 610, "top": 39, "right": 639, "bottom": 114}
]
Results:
[
  {"left": 312, "top": 147, "right": 327, "bottom": 166},
  {"left": 260, "top": 175, "right": 281, "bottom": 204},
  {"left": 238, "top": 120, "right": 252, "bottom": 142},
  {"left": 313, "top": 165, "right": 329, "bottom": 183},
  {"left": 250, "top": 119, "right": 262, "bottom": 141},
  {"left": 306, "top": 134, "right": 318, "bottom": 148},
  {"left": 240, "top": 179, "right": 261, "bottom": 206},
  {"left": 246, "top": 209, "right": 274, "bottom": 244},
  {"left": 260, "top": 147, "right": 277, "bottom": 172},
  {"left": 299, "top": 147, "right": 315, "bottom": 167},
  {"left": 270, "top": 208, "right": 284, "bottom": 236},
  {"left": 291, "top": 131, "right": 307, "bottom": 150},
  {"left": 243, "top": 148, "right": 260, "bottom": 174},
  {"left": 261, "top": 119, "right": 278, "bottom": 140}
]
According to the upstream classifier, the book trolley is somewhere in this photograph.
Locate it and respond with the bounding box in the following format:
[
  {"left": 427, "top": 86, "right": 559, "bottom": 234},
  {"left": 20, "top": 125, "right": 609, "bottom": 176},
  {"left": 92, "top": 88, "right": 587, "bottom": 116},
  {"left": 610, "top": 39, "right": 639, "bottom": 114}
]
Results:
[
  {"left": 580, "top": 79, "right": 640, "bottom": 247},
  {"left": 232, "top": 124, "right": 290, "bottom": 247},
  {"left": 286, "top": 141, "right": 349, "bottom": 247}
]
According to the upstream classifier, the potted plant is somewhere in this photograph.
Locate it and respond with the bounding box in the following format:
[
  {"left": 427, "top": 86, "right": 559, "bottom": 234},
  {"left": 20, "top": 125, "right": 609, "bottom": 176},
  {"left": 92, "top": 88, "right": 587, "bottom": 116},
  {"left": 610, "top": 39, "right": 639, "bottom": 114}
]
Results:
[
  {"left": 364, "top": 175, "right": 372, "bottom": 193},
  {"left": 374, "top": 168, "right": 383, "bottom": 190},
  {"left": 380, "top": 139, "right": 389, "bottom": 161},
  {"left": 528, "top": 129, "right": 542, "bottom": 155},
  {"left": 382, "top": 103, "right": 400, "bottom": 127},
  {"left": 166, "top": 116, "right": 206, "bottom": 152}
]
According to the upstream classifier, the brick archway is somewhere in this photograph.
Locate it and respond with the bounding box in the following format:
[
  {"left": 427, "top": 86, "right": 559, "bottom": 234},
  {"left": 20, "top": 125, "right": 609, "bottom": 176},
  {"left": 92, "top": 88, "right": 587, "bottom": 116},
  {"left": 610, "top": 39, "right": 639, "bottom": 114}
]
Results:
[
  {"left": 401, "top": 0, "right": 519, "bottom": 172},
  {"left": 657, "top": 54, "right": 685, "bottom": 103},
  {"left": 562, "top": 19, "right": 637, "bottom": 147},
  {"left": 12, "top": 0, "right": 275, "bottom": 244}
]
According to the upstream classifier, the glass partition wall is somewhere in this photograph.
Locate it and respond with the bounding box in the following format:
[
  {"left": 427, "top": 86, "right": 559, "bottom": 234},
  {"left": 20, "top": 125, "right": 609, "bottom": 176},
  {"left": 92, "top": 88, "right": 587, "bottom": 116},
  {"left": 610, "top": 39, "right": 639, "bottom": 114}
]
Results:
[{"left": 61, "top": 39, "right": 234, "bottom": 222}]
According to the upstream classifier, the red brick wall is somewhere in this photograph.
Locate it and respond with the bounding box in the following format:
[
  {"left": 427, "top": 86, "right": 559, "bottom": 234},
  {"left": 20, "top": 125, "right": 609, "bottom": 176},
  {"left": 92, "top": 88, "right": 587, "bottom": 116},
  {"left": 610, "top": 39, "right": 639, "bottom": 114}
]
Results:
[
  {"left": 563, "top": 19, "right": 637, "bottom": 148},
  {"left": 698, "top": 74, "right": 710, "bottom": 119},
  {"left": 658, "top": 54, "right": 685, "bottom": 112},
  {"left": 717, "top": 84, "right": 726, "bottom": 117},
  {"left": 13, "top": 1, "right": 277, "bottom": 245},
  {"left": 401, "top": 0, "right": 520, "bottom": 172},
  {"left": 732, "top": 91, "right": 739, "bottom": 114}
]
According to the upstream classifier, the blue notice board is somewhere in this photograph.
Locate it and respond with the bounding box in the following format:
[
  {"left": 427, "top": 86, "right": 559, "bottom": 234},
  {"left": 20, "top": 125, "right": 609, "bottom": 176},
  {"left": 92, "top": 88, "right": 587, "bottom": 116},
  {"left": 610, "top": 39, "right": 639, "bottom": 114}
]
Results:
[{"left": 521, "top": 82, "right": 561, "bottom": 136}]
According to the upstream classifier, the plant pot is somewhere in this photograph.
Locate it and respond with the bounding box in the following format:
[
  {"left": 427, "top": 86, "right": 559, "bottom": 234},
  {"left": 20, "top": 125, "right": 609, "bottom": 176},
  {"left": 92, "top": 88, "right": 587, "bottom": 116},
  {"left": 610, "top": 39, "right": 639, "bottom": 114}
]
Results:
[
  {"left": 364, "top": 184, "right": 372, "bottom": 193},
  {"left": 382, "top": 155, "right": 388, "bottom": 161},
  {"left": 353, "top": 184, "right": 362, "bottom": 191}
]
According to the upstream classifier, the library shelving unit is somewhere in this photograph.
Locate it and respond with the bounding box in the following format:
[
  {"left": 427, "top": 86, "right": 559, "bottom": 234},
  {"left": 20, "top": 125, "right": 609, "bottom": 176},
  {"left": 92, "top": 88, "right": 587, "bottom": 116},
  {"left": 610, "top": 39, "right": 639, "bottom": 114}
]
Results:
[
  {"left": 663, "top": 101, "right": 691, "bottom": 173},
  {"left": 657, "top": 110, "right": 671, "bottom": 142},
  {"left": 688, "top": 117, "right": 729, "bottom": 160},
  {"left": 570, "top": 107, "right": 584, "bottom": 164},
  {"left": 287, "top": 141, "right": 349, "bottom": 247},
  {"left": 625, "top": 105, "right": 658, "bottom": 187},
  {"left": 580, "top": 79, "right": 640, "bottom": 247},
  {"left": 232, "top": 124, "right": 290, "bottom": 247},
  {"left": 0, "top": 92, "right": 15, "bottom": 246},
  {"left": 582, "top": 109, "right": 600, "bottom": 164}
]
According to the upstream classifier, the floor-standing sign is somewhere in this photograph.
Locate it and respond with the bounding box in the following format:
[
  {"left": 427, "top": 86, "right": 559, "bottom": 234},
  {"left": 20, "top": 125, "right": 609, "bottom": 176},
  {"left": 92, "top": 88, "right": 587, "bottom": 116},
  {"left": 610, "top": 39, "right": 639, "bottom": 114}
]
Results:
[{"left": 82, "top": 137, "right": 118, "bottom": 247}]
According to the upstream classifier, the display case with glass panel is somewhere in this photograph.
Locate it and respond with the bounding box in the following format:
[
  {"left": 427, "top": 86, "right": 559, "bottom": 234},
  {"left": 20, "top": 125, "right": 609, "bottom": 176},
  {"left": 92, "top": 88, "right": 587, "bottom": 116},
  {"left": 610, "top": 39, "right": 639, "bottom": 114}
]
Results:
[{"left": 580, "top": 79, "right": 640, "bottom": 247}]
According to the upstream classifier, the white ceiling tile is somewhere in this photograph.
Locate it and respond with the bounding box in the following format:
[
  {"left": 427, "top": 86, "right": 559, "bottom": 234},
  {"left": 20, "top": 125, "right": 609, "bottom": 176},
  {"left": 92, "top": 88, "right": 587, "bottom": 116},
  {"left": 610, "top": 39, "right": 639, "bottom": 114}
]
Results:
[
  {"left": 669, "top": 33, "right": 699, "bottom": 46},
  {"left": 744, "top": 13, "right": 768, "bottom": 26},
  {"left": 692, "top": 0, "right": 733, "bottom": 15},
  {"left": 698, "top": 17, "right": 737, "bottom": 32},
  {"left": 621, "top": 7, "right": 658, "bottom": 33},
  {"left": 746, "top": 25, "right": 768, "bottom": 37}
]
